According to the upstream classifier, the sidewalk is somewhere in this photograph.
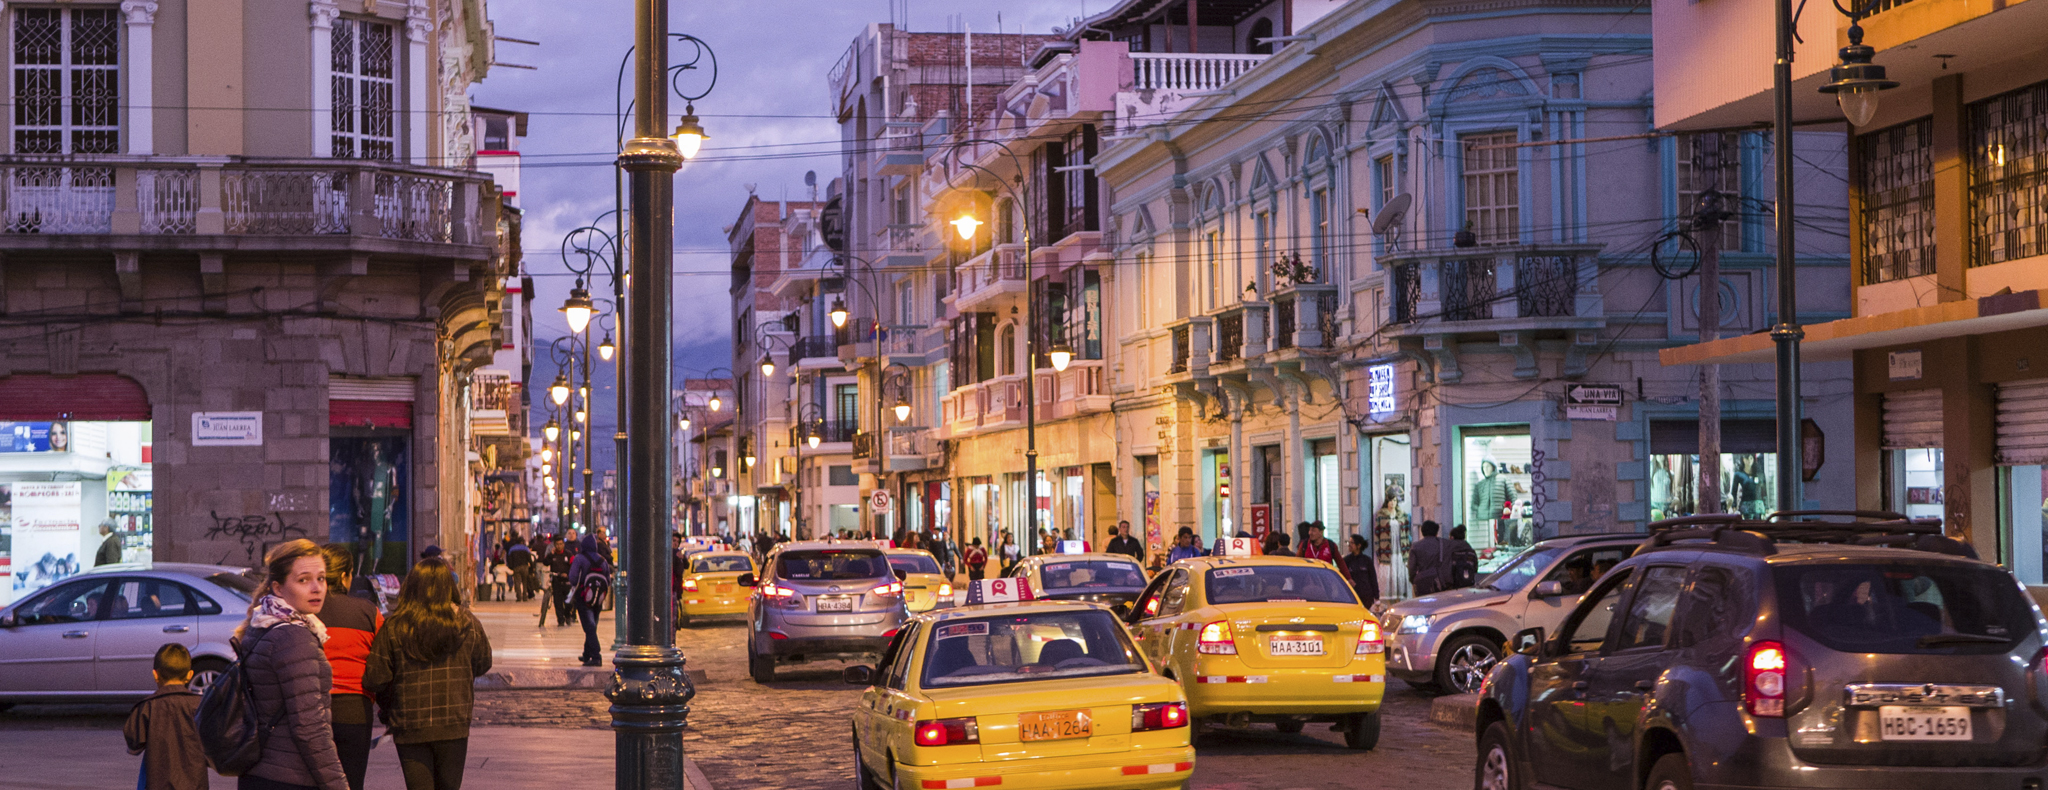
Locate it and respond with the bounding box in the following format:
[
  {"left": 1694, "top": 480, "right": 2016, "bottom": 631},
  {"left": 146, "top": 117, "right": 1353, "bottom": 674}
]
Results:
[
  {"left": 470, "top": 598, "right": 709, "bottom": 688},
  {"left": 0, "top": 726, "right": 712, "bottom": 790}
]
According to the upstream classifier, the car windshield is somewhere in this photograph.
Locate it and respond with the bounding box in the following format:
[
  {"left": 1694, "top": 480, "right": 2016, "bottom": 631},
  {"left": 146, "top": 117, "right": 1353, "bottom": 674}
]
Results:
[
  {"left": 1476, "top": 546, "right": 1567, "bottom": 592},
  {"left": 205, "top": 571, "right": 261, "bottom": 600},
  {"left": 1204, "top": 565, "right": 1358, "bottom": 605},
  {"left": 1775, "top": 562, "right": 2037, "bottom": 655},
  {"left": 690, "top": 555, "right": 752, "bottom": 574},
  {"left": 777, "top": 550, "right": 887, "bottom": 581},
  {"left": 920, "top": 610, "right": 1146, "bottom": 688},
  {"left": 888, "top": 555, "right": 943, "bottom": 576},
  {"left": 1038, "top": 560, "right": 1146, "bottom": 590}
]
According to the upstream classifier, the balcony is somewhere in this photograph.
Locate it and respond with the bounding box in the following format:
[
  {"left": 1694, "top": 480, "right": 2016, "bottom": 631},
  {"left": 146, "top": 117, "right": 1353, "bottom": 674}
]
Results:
[
  {"left": 1382, "top": 244, "right": 1604, "bottom": 336},
  {"left": 790, "top": 334, "right": 845, "bottom": 367},
  {"left": 954, "top": 243, "right": 1027, "bottom": 313},
  {"left": 792, "top": 418, "right": 858, "bottom": 449},
  {"left": 0, "top": 156, "right": 489, "bottom": 255},
  {"left": 886, "top": 426, "right": 940, "bottom": 472},
  {"left": 1114, "top": 54, "right": 1269, "bottom": 136},
  {"left": 1270, "top": 283, "right": 1340, "bottom": 351},
  {"left": 1215, "top": 310, "right": 1243, "bottom": 363},
  {"left": 1164, "top": 317, "right": 1213, "bottom": 379},
  {"left": 468, "top": 370, "right": 514, "bottom": 436},
  {"left": 940, "top": 373, "right": 1025, "bottom": 439},
  {"left": 851, "top": 430, "right": 877, "bottom": 460},
  {"left": 1041, "top": 359, "right": 1111, "bottom": 420}
]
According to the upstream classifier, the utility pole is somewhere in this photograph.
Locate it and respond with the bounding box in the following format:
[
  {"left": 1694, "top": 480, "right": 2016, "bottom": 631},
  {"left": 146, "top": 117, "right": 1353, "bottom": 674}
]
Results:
[
  {"left": 1695, "top": 133, "right": 1725, "bottom": 515},
  {"left": 1771, "top": 0, "right": 1805, "bottom": 511}
]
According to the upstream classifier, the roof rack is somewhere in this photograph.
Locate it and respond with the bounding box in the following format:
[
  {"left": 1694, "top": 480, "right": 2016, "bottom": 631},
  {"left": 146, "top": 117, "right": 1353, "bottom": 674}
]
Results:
[{"left": 1634, "top": 511, "right": 1965, "bottom": 559}]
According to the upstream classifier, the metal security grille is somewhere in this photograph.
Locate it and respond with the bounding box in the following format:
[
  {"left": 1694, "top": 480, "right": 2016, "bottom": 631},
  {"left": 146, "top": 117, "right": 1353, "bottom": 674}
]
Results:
[
  {"left": 1677, "top": 132, "right": 1743, "bottom": 252},
  {"left": 1969, "top": 81, "right": 2048, "bottom": 268},
  {"left": 1861, "top": 119, "right": 1936, "bottom": 283},
  {"left": 12, "top": 8, "right": 119, "bottom": 154},
  {"left": 1462, "top": 132, "right": 1519, "bottom": 245},
  {"left": 1882, "top": 389, "right": 1945, "bottom": 450},
  {"left": 331, "top": 18, "right": 395, "bottom": 160},
  {"left": 1995, "top": 379, "right": 2048, "bottom": 465}
]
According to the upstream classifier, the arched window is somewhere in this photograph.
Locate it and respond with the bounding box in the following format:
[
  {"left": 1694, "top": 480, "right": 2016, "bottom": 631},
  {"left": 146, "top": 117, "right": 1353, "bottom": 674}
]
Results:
[
  {"left": 998, "top": 324, "right": 1017, "bottom": 376},
  {"left": 1247, "top": 18, "right": 1274, "bottom": 55}
]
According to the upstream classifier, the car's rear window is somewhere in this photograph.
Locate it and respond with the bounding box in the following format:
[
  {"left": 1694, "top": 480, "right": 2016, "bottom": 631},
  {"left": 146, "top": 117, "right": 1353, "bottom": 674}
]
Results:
[
  {"left": 690, "top": 555, "right": 751, "bottom": 574},
  {"left": 206, "top": 571, "right": 260, "bottom": 600},
  {"left": 777, "top": 550, "right": 887, "bottom": 581},
  {"left": 1775, "top": 563, "right": 2037, "bottom": 655},
  {"left": 1204, "top": 565, "right": 1359, "bottom": 605},
  {"left": 1038, "top": 560, "right": 1146, "bottom": 590},
  {"left": 888, "top": 554, "right": 942, "bottom": 575},
  {"left": 920, "top": 610, "right": 1145, "bottom": 688}
]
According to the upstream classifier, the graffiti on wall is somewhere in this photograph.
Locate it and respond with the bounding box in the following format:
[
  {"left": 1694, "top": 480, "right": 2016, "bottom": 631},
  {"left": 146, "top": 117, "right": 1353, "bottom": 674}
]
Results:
[{"left": 207, "top": 511, "right": 307, "bottom": 565}]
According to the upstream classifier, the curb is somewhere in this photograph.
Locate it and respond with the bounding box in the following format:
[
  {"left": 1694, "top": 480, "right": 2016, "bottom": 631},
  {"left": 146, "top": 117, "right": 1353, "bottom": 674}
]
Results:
[
  {"left": 686, "top": 757, "right": 715, "bottom": 790},
  {"left": 476, "top": 666, "right": 711, "bottom": 689},
  {"left": 1429, "top": 692, "right": 1481, "bottom": 733}
]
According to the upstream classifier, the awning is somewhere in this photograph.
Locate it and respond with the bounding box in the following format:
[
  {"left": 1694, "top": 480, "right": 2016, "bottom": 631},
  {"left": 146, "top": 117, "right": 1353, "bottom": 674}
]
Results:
[
  {"left": 1659, "top": 289, "right": 2048, "bottom": 367},
  {"left": 0, "top": 374, "right": 151, "bottom": 420}
]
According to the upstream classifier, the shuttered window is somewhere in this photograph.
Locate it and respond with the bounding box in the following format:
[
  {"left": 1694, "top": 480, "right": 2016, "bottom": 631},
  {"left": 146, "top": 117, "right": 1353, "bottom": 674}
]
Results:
[
  {"left": 330, "top": 375, "right": 413, "bottom": 429},
  {"left": 0, "top": 374, "right": 149, "bottom": 420},
  {"left": 1995, "top": 380, "right": 2048, "bottom": 465},
  {"left": 1882, "top": 389, "right": 1945, "bottom": 449}
]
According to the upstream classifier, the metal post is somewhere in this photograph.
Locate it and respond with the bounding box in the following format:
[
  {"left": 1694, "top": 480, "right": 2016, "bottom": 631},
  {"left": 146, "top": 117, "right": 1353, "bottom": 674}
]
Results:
[
  {"left": 608, "top": 0, "right": 689, "bottom": 782},
  {"left": 582, "top": 338, "right": 595, "bottom": 534},
  {"left": 1696, "top": 133, "right": 1724, "bottom": 515},
  {"left": 1022, "top": 197, "right": 1039, "bottom": 558},
  {"left": 1771, "top": 0, "right": 1805, "bottom": 511}
]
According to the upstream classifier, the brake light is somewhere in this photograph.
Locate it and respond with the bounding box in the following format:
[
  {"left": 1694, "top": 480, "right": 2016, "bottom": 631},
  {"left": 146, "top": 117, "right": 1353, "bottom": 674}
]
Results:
[
  {"left": 683, "top": 579, "right": 699, "bottom": 592},
  {"left": 912, "top": 717, "right": 980, "bottom": 746},
  {"left": 1746, "top": 640, "right": 1787, "bottom": 717},
  {"left": 1131, "top": 702, "right": 1189, "bottom": 731},
  {"left": 1144, "top": 598, "right": 1160, "bottom": 617},
  {"left": 872, "top": 581, "right": 904, "bottom": 597},
  {"left": 1197, "top": 621, "right": 1237, "bottom": 654},
  {"left": 1356, "top": 620, "right": 1385, "bottom": 655},
  {"left": 938, "top": 583, "right": 953, "bottom": 598},
  {"left": 760, "top": 584, "right": 804, "bottom": 609}
]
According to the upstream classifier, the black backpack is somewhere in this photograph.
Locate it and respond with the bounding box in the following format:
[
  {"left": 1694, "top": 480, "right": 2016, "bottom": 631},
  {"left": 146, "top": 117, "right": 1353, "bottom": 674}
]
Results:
[
  {"left": 576, "top": 566, "right": 612, "bottom": 609},
  {"left": 193, "top": 628, "right": 286, "bottom": 776}
]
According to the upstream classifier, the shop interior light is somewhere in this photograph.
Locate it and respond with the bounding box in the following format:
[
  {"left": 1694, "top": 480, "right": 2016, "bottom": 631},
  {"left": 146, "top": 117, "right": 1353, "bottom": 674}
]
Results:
[{"left": 951, "top": 214, "right": 982, "bottom": 241}]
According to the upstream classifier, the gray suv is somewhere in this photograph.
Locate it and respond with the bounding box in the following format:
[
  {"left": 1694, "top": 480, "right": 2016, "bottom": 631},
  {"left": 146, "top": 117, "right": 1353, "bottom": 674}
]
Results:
[
  {"left": 1384, "top": 534, "right": 1641, "bottom": 693},
  {"left": 1476, "top": 513, "right": 2048, "bottom": 790},
  {"left": 739, "top": 541, "right": 908, "bottom": 684}
]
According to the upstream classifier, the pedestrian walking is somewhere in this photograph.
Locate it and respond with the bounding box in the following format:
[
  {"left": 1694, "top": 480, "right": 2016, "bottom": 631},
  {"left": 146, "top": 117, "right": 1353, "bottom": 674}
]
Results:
[
  {"left": 1166, "top": 528, "right": 1208, "bottom": 564},
  {"left": 963, "top": 538, "right": 988, "bottom": 582},
  {"left": 544, "top": 531, "right": 577, "bottom": 627},
  {"left": 232, "top": 538, "right": 349, "bottom": 790},
  {"left": 1105, "top": 521, "right": 1144, "bottom": 563},
  {"left": 317, "top": 544, "right": 382, "bottom": 790},
  {"left": 504, "top": 536, "right": 534, "bottom": 601},
  {"left": 363, "top": 557, "right": 492, "bottom": 790},
  {"left": 1344, "top": 534, "right": 1382, "bottom": 610},
  {"left": 1298, "top": 522, "right": 1346, "bottom": 582},
  {"left": 124, "top": 643, "right": 206, "bottom": 790},
  {"left": 998, "top": 530, "right": 1020, "bottom": 577},
  {"left": 1407, "top": 520, "right": 1456, "bottom": 596},
  {"left": 96, "top": 518, "right": 125, "bottom": 566},
  {"left": 1448, "top": 525, "right": 1480, "bottom": 590},
  {"left": 487, "top": 561, "right": 507, "bottom": 602},
  {"left": 568, "top": 534, "right": 613, "bottom": 666}
]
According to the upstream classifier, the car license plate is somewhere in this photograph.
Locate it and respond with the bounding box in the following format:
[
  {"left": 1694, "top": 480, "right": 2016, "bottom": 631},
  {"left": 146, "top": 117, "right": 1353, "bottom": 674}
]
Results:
[
  {"left": 1269, "top": 636, "right": 1325, "bottom": 656},
  {"left": 1019, "top": 710, "right": 1093, "bottom": 742},
  {"left": 1879, "top": 706, "right": 1972, "bottom": 741},
  {"left": 716, "top": 584, "right": 734, "bottom": 593},
  {"left": 815, "top": 595, "right": 854, "bottom": 612}
]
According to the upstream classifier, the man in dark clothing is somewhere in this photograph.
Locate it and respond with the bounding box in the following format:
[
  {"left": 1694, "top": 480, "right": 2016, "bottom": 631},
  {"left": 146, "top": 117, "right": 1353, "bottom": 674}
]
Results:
[
  {"left": 1407, "top": 520, "right": 1456, "bottom": 595},
  {"left": 505, "top": 536, "right": 535, "bottom": 600},
  {"left": 1448, "top": 525, "right": 1481, "bottom": 590},
  {"left": 546, "top": 532, "right": 578, "bottom": 626},
  {"left": 94, "top": 519, "right": 124, "bottom": 567},
  {"left": 318, "top": 544, "right": 382, "bottom": 790},
  {"left": 124, "top": 643, "right": 205, "bottom": 790},
  {"left": 568, "top": 534, "right": 612, "bottom": 666},
  {"left": 1106, "top": 521, "right": 1144, "bottom": 563}
]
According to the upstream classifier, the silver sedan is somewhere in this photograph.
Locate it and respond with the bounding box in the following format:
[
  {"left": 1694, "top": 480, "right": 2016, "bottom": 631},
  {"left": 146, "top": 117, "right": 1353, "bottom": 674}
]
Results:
[{"left": 0, "top": 562, "right": 260, "bottom": 707}]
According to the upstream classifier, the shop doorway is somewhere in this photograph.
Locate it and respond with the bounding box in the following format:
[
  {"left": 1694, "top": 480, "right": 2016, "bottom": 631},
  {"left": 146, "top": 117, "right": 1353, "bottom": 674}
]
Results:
[
  {"left": 329, "top": 433, "right": 411, "bottom": 576},
  {"left": 1459, "top": 427, "right": 1534, "bottom": 572},
  {"left": 1202, "top": 450, "right": 1233, "bottom": 543},
  {"left": 1307, "top": 438, "right": 1339, "bottom": 531},
  {"left": 1366, "top": 433, "right": 1412, "bottom": 599}
]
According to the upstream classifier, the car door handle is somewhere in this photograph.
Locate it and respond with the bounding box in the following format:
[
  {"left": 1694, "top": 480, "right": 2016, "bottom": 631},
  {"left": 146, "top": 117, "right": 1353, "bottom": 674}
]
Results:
[
  {"left": 62, "top": 630, "right": 89, "bottom": 639},
  {"left": 162, "top": 624, "right": 191, "bottom": 633}
]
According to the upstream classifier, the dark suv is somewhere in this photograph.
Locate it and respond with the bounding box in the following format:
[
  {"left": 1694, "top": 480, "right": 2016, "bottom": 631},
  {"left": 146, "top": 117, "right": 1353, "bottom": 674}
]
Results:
[{"left": 1475, "top": 512, "right": 2048, "bottom": 790}]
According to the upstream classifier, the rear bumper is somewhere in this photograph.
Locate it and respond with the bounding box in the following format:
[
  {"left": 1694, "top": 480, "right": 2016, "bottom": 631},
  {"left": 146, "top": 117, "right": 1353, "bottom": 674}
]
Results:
[
  {"left": 679, "top": 598, "right": 747, "bottom": 617},
  {"left": 1696, "top": 733, "right": 2048, "bottom": 789},
  {"left": 762, "top": 634, "right": 893, "bottom": 661},
  {"left": 1181, "top": 663, "right": 1386, "bottom": 718},
  {"left": 901, "top": 745, "right": 1194, "bottom": 790}
]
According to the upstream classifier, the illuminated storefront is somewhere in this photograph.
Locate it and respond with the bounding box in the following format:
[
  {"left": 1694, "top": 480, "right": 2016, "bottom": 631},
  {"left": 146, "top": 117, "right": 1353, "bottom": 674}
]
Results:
[{"left": 0, "top": 420, "right": 154, "bottom": 606}]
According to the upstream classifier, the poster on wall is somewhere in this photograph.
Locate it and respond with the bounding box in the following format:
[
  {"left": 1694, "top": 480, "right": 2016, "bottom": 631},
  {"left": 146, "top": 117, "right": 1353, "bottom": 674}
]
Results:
[
  {"left": 10, "top": 481, "right": 81, "bottom": 598},
  {"left": 0, "top": 484, "right": 11, "bottom": 603},
  {"left": 0, "top": 421, "right": 66, "bottom": 453}
]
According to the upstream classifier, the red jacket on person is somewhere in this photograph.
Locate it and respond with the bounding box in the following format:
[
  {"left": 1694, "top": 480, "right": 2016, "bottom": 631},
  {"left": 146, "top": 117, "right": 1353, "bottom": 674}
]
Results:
[{"left": 319, "top": 592, "right": 382, "bottom": 698}]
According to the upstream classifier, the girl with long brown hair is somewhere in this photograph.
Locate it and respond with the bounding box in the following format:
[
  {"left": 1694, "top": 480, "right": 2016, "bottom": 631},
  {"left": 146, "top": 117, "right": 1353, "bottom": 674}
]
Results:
[
  {"left": 363, "top": 557, "right": 492, "bottom": 790},
  {"left": 235, "top": 538, "right": 348, "bottom": 790}
]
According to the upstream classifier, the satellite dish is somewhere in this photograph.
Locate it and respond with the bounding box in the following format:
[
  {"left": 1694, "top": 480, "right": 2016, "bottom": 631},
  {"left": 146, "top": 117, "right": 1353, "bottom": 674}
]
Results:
[
  {"left": 804, "top": 171, "right": 817, "bottom": 187},
  {"left": 1372, "top": 193, "right": 1411, "bottom": 236}
]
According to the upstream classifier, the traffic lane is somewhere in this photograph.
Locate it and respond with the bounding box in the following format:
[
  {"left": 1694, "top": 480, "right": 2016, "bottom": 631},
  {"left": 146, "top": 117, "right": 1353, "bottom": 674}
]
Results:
[
  {"left": 665, "top": 618, "right": 868, "bottom": 790},
  {"left": 1189, "top": 687, "right": 1471, "bottom": 790}
]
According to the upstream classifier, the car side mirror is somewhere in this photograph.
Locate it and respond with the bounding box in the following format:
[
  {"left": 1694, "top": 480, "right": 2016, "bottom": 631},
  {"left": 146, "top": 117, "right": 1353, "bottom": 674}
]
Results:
[
  {"left": 893, "top": 569, "right": 909, "bottom": 581},
  {"left": 1512, "top": 627, "right": 1546, "bottom": 657},
  {"left": 1533, "top": 580, "right": 1565, "bottom": 598},
  {"left": 843, "top": 665, "right": 875, "bottom": 685},
  {"left": 735, "top": 573, "right": 756, "bottom": 588},
  {"left": 0, "top": 612, "right": 14, "bottom": 628}
]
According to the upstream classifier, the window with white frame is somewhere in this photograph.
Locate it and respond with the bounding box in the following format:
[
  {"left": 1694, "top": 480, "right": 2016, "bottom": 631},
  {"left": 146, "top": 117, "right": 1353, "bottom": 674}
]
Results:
[
  {"left": 1676, "top": 132, "right": 1743, "bottom": 252},
  {"left": 897, "top": 280, "right": 917, "bottom": 325},
  {"left": 1375, "top": 156, "right": 1398, "bottom": 255},
  {"left": 1206, "top": 228, "right": 1222, "bottom": 309},
  {"left": 1254, "top": 210, "right": 1272, "bottom": 284},
  {"left": 12, "top": 7, "right": 119, "bottom": 154},
  {"left": 1135, "top": 251, "right": 1150, "bottom": 328},
  {"left": 1462, "top": 132, "right": 1520, "bottom": 245},
  {"left": 331, "top": 17, "right": 396, "bottom": 160},
  {"left": 1310, "top": 188, "right": 1331, "bottom": 280}
]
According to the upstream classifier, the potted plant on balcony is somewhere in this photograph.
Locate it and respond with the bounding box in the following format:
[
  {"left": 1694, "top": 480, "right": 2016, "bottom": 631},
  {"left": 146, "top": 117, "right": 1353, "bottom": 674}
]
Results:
[{"left": 1271, "top": 252, "right": 1317, "bottom": 286}]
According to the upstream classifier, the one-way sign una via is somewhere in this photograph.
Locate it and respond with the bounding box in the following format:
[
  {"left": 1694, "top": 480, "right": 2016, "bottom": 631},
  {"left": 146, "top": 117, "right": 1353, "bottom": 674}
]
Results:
[{"left": 1565, "top": 384, "right": 1622, "bottom": 421}]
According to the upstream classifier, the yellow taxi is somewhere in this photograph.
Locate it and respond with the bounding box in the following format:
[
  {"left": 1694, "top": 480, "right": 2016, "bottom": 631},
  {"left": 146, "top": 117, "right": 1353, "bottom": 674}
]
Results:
[
  {"left": 1007, "top": 552, "right": 1150, "bottom": 615},
  {"left": 1125, "top": 541, "right": 1385, "bottom": 748},
  {"left": 677, "top": 550, "right": 756, "bottom": 627},
  {"left": 847, "top": 579, "right": 1195, "bottom": 790},
  {"left": 885, "top": 548, "right": 955, "bottom": 613}
]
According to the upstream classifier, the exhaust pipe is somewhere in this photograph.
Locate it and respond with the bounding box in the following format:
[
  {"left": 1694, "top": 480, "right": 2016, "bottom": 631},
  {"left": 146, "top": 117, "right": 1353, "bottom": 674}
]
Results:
[{"left": 1226, "top": 712, "right": 1252, "bottom": 729}]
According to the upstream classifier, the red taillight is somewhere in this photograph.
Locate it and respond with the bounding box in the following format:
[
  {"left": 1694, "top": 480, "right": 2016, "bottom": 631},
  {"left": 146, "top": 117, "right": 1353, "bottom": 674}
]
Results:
[
  {"left": 1745, "top": 640, "right": 1787, "bottom": 717},
  {"left": 1356, "top": 620, "right": 1385, "bottom": 655},
  {"left": 882, "top": 629, "right": 899, "bottom": 638},
  {"left": 913, "top": 717, "right": 980, "bottom": 746},
  {"left": 682, "top": 579, "right": 699, "bottom": 592},
  {"left": 872, "top": 581, "right": 904, "bottom": 597},
  {"left": 1131, "top": 702, "right": 1189, "bottom": 731},
  {"left": 1197, "top": 621, "right": 1237, "bottom": 655},
  {"left": 760, "top": 584, "right": 804, "bottom": 609}
]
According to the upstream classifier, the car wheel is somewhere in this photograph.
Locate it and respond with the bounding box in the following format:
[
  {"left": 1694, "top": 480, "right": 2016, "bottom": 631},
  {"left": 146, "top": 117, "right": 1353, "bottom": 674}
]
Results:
[
  {"left": 1475, "top": 721, "right": 1522, "bottom": 790},
  {"left": 677, "top": 612, "right": 692, "bottom": 629},
  {"left": 1436, "top": 634, "right": 1502, "bottom": 694},
  {"left": 748, "top": 639, "right": 775, "bottom": 684},
  {"left": 189, "top": 657, "right": 230, "bottom": 695},
  {"left": 1275, "top": 719, "right": 1305, "bottom": 734},
  {"left": 852, "top": 727, "right": 884, "bottom": 790},
  {"left": 1343, "top": 712, "right": 1381, "bottom": 750},
  {"left": 1644, "top": 753, "right": 1693, "bottom": 790}
]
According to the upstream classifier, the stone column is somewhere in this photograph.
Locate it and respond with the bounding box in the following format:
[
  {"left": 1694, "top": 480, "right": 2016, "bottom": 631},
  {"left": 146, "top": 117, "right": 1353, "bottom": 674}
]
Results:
[
  {"left": 405, "top": 2, "right": 432, "bottom": 166},
  {"left": 309, "top": 0, "right": 338, "bottom": 157},
  {"left": 121, "top": 0, "right": 158, "bottom": 155}
]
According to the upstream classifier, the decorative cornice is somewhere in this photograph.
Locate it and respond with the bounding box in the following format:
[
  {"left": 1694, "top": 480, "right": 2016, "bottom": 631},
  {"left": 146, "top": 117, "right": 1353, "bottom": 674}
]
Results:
[
  {"left": 309, "top": 0, "right": 340, "bottom": 29},
  {"left": 405, "top": 0, "right": 433, "bottom": 39},
  {"left": 119, "top": 0, "right": 159, "bottom": 26}
]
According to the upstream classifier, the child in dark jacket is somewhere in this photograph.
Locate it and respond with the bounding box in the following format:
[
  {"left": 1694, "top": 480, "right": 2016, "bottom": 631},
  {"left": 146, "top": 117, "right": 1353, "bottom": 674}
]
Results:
[{"left": 123, "top": 643, "right": 207, "bottom": 790}]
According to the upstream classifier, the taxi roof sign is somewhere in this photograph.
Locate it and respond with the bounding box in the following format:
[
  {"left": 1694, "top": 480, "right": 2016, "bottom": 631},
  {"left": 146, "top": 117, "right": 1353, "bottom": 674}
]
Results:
[
  {"left": 1058, "top": 540, "right": 1086, "bottom": 555},
  {"left": 1216, "top": 537, "right": 1259, "bottom": 557},
  {"left": 963, "top": 578, "right": 1035, "bottom": 605}
]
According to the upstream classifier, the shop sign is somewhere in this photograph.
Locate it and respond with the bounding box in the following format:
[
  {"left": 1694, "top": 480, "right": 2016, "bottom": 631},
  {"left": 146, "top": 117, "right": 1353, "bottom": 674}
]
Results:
[
  {"left": 0, "top": 421, "right": 63, "bottom": 453},
  {"left": 1368, "top": 364, "right": 1397, "bottom": 416},
  {"left": 869, "top": 489, "right": 893, "bottom": 515},
  {"left": 192, "top": 412, "right": 263, "bottom": 446},
  {"left": 1247, "top": 503, "right": 1272, "bottom": 540},
  {"left": 1888, "top": 350, "right": 1923, "bottom": 381}
]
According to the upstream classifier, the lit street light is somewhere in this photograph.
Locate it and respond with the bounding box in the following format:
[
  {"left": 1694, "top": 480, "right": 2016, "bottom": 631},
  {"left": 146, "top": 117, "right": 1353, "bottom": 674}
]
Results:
[
  {"left": 562, "top": 282, "right": 595, "bottom": 334},
  {"left": 550, "top": 375, "right": 571, "bottom": 406}
]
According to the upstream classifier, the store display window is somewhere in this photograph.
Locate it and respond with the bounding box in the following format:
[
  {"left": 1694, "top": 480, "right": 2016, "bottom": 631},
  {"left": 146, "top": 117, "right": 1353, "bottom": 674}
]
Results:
[
  {"left": 1367, "top": 433, "right": 1412, "bottom": 598},
  {"left": 2002, "top": 466, "right": 2047, "bottom": 585},
  {"left": 1, "top": 420, "right": 153, "bottom": 606},
  {"left": 1647, "top": 453, "right": 1779, "bottom": 521},
  {"left": 1461, "top": 430, "right": 1534, "bottom": 571},
  {"left": 1888, "top": 448, "right": 1944, "bottom": 521}
]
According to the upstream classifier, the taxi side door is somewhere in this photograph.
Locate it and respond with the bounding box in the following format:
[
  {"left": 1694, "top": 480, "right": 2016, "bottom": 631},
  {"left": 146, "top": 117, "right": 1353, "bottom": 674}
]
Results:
[
  {"left": 1133, "top": 570, "right": 1193, "bottom": 675},
  {"left": 858, "top": 624, "right": 920, "bottom": 772}
]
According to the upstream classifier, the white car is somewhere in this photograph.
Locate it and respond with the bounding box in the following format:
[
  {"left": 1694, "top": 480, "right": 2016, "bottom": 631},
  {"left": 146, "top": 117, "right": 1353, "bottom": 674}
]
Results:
[{"left": 0, "top": 562, "right": 261, "bottom": 708}]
